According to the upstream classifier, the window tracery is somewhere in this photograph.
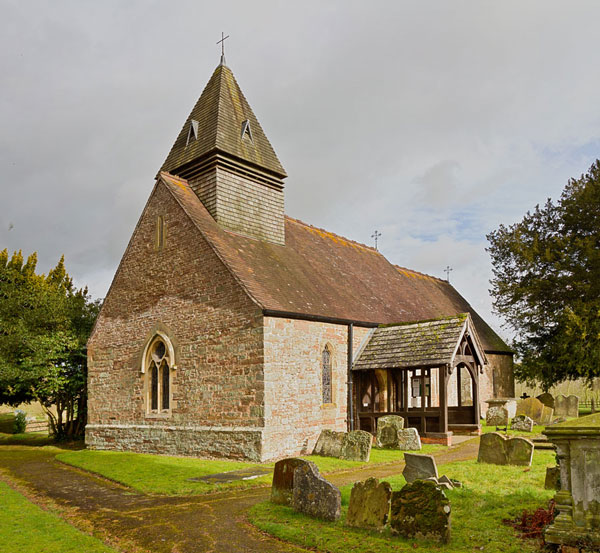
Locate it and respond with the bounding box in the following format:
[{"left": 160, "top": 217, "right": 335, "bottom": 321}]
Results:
[{"left": 145, "top": 336, "right": 173, "bottom": 413}]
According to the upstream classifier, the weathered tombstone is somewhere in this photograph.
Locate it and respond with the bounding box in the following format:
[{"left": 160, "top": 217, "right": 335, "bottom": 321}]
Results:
[
  {"left": 340, "top": 430, "right": 372, "bottom": 462},
  {"left": 313, "top": 429, "right": 345, "bottom": 457},
  {"left": 477, "top": 432, "right": 508, "bottom": 465},
  {"left": 292, "top": 460, "right": 341, "bottom": 521},
  {"left": 554, "top": 394, "right": 568, "bottom": 417},
  {"left": 396, "top": 428, "right": 422, "bottom": 450},
  {"left": 486, "top": 406, "right": 509, "bottom": 427},
  {"left": 271, "top": 458, "right": 308, "bottom": 506},
  {"left": 506, "top": 437, "right": 535, "bottom": 466},
  {"left": 516, "top": 397, "right": 545, "bottom": 423},
  {"left": 403, "top": 453, "right": 438, "bottom": 483},
  {"left": 566, "top": 395, "right": 579, "bottom": 418},
  {"left": 486, "top": 398, "right": 518, "bottom": 419},
  {"left": 539, "top": 405, "right": 554, "bottom": 425},
  {"left": 346, "top": 477, "right": 392, "bottom": 530},
  {"left": 545, "top": 466, "right": 560, "bottom": 490},
  {"left": 510, "top": 415, "right": 534, "bottom": 432},
  {"left": 390, "top": 480, "right": 451, "bottom": 543},
  {"left": 376, "top": 415, "right": 405, "bottom": 448},
  {"left": 478, "top": 432, "right": 534, "bottom": 466},
  {"left": 536, "top": 392, "right": 555, "bottom": 410}
]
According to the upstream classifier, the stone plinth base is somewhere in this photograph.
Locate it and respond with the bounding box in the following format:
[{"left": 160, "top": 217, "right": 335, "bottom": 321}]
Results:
[{"left": 85, "top": 423, "right": 263, "bottom": 461}]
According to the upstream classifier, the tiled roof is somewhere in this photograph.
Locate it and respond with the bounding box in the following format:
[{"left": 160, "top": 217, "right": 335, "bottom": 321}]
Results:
[
  {"left": 160, "top": 64, "right": 286, "bottom": 178},
  {"left": 353, "top": 314, "right": 482, "bottom": 370},
  {"left": 160, "top": 173, "right": 511, "bottom": 354}
]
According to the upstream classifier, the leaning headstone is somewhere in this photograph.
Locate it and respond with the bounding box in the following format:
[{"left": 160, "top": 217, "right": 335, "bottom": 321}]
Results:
[
  {"left": 539, "top": 405, "right": 554, "bottom": 425},
  {"left": 346, "top": 477, "right": 392, "bottom": 530},
  {"left": 516, "top": 397, "right": 545, "bottom": 423},
  {"left": 340, "top": 430, "right": 372, "bottom": 462},
  {"left": 478, "top": 432, "right": 534, "bottom": 467},
  {"left": 486, "top": 406, "right": 509, "bottom": 427},
  {"left": 313, "top": 429, "right": 345, "bottom": 457},
  {"left": 403, "top": 453, "right": 438, "bottom": 483},
  {"left": 376, "top": 415, "right": 405, "bottom": 448},
  {"left": 545, "top": 466, "right": 560, "bottom": 490},
  {"left": 510, "top": 415, "right": 534, "bottom": 432},
  {"left": 536, "top": 392, "right": 555, "bottom": 410},
  {"left": 292, "top": 460, "right": 341, "bottom": 521},
  {"left": 390, "top": 480, "right": 451, "bottom": 543},
  {"left": 396, "top": 428, "right": 422, "bottom": 450},
  {"left": 271, "top": 458, "right": 308, "bottom": 506},
  {"left": 565, "top": 395, "right": 579, "bottom": 418}
]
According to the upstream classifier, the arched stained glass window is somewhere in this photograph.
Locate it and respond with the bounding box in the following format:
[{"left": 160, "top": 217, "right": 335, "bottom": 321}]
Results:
[
  {"left": 322, "top": 346, "right": 332, "bottom": 404},
  {"left": 162, "top": 361, "right": 170, "bottom": 410},
  {"left": 151, "top": 364, "right": 159, "bottom": 411}
]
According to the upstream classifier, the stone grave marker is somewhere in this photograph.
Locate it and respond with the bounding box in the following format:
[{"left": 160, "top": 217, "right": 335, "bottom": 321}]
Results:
[
  {"left": 478, "top": 432, "right": 534, "bottom": 466},
  {"left": 403, "top": 453, "right": 438, "bottom": 483},
  {"left": 313, "top": 429, "right": 345, "bottom": 457},
  {"left": 545, "top": 466, "right": 560, "bottom": 490},
  {"left": 536, "top": 392, "right": 555, "bottom": 410},
  {"left": 340, "top": 430, "right": 372, "bottom": 462},
  {"left": 346, "top": 477, "right": 391, "bottom": 530},
  {"left": 390, "top": 480, "right": 451, "bottom": 543},
  {"left": 539, "top": 405, "right": 554, "bottom": 425},
  {"left": 271, "top": 457, "right": 308, "bottom": 506},
  {"left": 566, "top": 395, "right": 579, "bottom": 418},
  {"left": 486, "top": 406, "right": 509, "bottom": 427},
  {"left": 554, "top": 395, "right": 568, "bottom": 417},
  {"left": 510, "top": 415, "right": 534, "bottom": 432},
  {"left": 516, "top": 397, "right": 545, "bottom": 423},
  {"left": 292, "top": 460, "right": 341, "bottom": 521},
  {"left": 396, "top": 428, "right": 421, "bottom": 450},
  {"left": 376, "top": 415, "right": 405, "bottom": 448}
]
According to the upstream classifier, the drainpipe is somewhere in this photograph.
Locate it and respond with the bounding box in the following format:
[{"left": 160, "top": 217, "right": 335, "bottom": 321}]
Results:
[{"left": 347, "top": 323, "right": 354, "bottom": 431}]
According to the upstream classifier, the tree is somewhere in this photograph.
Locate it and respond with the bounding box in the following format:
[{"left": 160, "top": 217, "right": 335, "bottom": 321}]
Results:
[
  {"left": 0, "top": 249, "right": 100, "bottom": 438},
  {"left": 487, "top": 160, "right": 600, "bottom": 391}
]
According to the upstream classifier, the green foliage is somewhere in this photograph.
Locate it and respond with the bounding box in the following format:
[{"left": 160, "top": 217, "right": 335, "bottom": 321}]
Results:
[
  {"left": 13, "top": 409, "right": 27, "bottom": 433},
  {"left": 0, "top": 480, "right": 118, "bottom": 553},
  {"left": 487, "top": 160, "right": 600, "bottom": 389},
  {"left": 0, "top": 249, "right": 101, "bottom": 439},
  {"left": 249, "top": 450, "right": 556, "bottom": 553}
]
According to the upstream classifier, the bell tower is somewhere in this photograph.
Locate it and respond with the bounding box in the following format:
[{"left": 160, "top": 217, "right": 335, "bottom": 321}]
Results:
[{"left": 160, "top": 59, "right": 287, "bottom": 245}]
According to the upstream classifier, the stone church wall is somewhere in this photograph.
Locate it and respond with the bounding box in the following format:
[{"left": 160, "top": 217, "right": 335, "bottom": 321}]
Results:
[
  {"left": 261, "top": 317, "right": 371, "bottom": 460},
  {"left": 86, "top": 180, "right": 265, "bottom": 460}
]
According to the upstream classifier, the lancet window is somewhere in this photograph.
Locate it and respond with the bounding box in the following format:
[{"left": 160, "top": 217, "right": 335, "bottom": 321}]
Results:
[
  {"left": 322, "top": 345, "right": 332, "bottom": 404},
  {"left": 146, "top": 337, "right": 172, "bottom": 413}
]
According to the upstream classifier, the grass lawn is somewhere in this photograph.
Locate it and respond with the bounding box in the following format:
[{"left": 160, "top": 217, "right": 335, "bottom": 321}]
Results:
[
  {"left": 0, "top": 480, "right": 118, "bottom": 553},
  {"left": 248, "top": 449, "right": 557, "bottom": 553},
  {"left": 56, "top": 444, "right": 446, "bottom": 495},
  {"left": 0, "top": 431, "right": 55, "bottom": 446}
]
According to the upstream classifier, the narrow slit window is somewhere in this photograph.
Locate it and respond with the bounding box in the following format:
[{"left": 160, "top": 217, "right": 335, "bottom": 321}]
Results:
[
  {"left": 186, "top": 119, "right": 199, "bottom": 145},
  {"left": 241, "top": 119, "right": 253, "bottom": 142},
  {"left": 156, "top": 216, "right": 165, "bottom": 250},
  {"left": 322, "top": 346, "right": 332, "bottom": 404}
]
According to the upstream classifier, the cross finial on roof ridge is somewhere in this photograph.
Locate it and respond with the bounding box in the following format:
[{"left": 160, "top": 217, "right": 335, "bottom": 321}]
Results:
[{"left": 217, "top": 32, "right": 230, "bottom": 66}]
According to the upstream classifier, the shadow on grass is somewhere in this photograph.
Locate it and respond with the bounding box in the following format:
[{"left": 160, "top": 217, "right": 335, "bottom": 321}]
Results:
[{"left": 0, "top": 432, "right": 85, "bottom": 450}]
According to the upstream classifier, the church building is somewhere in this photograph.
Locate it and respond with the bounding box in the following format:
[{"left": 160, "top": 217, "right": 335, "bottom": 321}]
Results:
[{"left": 86, "top": 56, "right": 514, "bottom": 461}]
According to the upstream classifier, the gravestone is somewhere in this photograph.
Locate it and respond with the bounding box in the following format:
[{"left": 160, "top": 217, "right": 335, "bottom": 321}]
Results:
[
  {"left": 292, "top": 460, "right": 341, "bottom": 521},
  {"left": 510, "top": 415, "right": 534, "bottom": 432},
  {"left": 539, "top": 405, "right": 554, "bottom": 425},
  {"left": 516, "top": 397, "right": 545, "bottom": 423},
  {"left": 486, "top": 398, "right": 518, "bottom": 419},
  {"left": 390, "top": 480, "right": 451, "bottom": 543},
  {"left": 486, "top": 406, "right": 509, "bottom": 427},
  {"left": 346, "top": 477, "right": 391, "bottom": 529},
  {"left": 396, "top": 428, "right": 421, "bottom": 450},
  {"left": 376, "top": 415, "right": 405, "bottom": 448},
  {"left": 545, "top": 466, "right": 560, "bottom": 490},
  {"left": 554, "top": 395, "right": 568, "bottom": 417},
  {"left": 403, "top": 453, "right": 438, "bottom": 483},
  {"left": 271, "top": 457, "right": 308, "bottom": 506},
  {"left": 340, "top": 430, "right": 372, "bottom": 462},
  {"left": 566, "top": 395, "right": 579, "bottom": 418},
  {"left": 536, "top": 392, "right": 555, "bottom": 410},
  {"left": 478, "top": 432, "right": 534, "bottom": 466},
  {"left": 313, "top": 429, "right": 345, "bottom": 457}
]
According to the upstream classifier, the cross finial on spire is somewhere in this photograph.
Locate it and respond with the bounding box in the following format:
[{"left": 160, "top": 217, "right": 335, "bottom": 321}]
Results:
[
  {"left": 217, "top": 32, "right": 230, "bottom": 66},
  {"left": 371, "top": 230, "right": 382, "bottom": 251},
  {"left": 444, "top": 265, "right": 453, "bottom": 282}
]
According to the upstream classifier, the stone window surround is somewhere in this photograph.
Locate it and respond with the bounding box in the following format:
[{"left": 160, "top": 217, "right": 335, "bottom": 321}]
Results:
[{"left": 141, "top": 332, "right": 176, "bottom": 418}]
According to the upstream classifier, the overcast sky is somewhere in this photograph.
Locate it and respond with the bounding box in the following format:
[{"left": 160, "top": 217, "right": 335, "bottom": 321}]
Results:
[{"left": 2, "top": 1, "right": 600, "bottom": 341}]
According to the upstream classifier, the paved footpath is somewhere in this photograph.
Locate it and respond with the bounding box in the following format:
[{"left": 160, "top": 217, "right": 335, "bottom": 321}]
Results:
[{"left": 0, "top": 439, "right": 479, "bottom": 553}]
